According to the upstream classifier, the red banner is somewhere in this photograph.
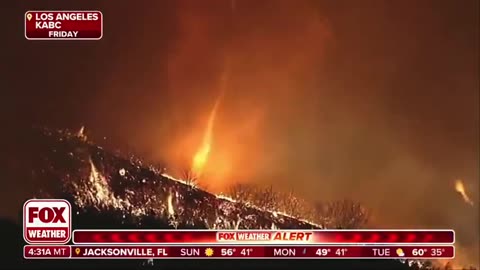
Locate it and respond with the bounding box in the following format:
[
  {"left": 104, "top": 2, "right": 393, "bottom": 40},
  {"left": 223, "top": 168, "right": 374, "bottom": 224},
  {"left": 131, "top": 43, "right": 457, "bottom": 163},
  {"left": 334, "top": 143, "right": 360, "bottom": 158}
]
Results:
[
  {"left": 73, "top": 229, "right": 455, "bottom": 244},
  {"left": 24, "top": 245, "right": 71, "bottom": 258},
  {"left": 24, "top": 11, "right": 102, "bottom": 40},
  {"left": 24, "top": 245, "right": 454, "bottom": 259}
]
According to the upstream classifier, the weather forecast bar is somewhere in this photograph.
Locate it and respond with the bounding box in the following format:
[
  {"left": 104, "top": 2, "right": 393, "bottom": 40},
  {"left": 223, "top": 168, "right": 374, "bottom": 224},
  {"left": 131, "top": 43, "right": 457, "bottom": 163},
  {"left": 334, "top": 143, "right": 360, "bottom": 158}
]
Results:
[
  {"left": 72, "top": 230, "right": 455, "bottom": 244},
  {"left": 24, "top": 245, "right": 454, "bottom": 259}
]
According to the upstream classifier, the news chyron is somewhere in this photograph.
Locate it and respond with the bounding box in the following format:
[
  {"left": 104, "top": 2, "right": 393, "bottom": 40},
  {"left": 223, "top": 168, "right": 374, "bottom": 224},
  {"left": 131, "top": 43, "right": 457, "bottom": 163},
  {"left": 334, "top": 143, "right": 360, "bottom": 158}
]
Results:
[
  {"left": 25, "top": 11, "right": 103, "bottom": 40},
  {"left": 23, "top": 199, "right": 72, "bottom": 244}
]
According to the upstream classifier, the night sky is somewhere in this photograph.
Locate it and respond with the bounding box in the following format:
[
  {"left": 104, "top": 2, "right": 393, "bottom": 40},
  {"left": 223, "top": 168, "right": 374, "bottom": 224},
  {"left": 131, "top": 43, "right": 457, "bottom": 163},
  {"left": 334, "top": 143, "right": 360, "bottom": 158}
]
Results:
[{"left": 1, "top": 0, "right": 478, "bottom": 266}]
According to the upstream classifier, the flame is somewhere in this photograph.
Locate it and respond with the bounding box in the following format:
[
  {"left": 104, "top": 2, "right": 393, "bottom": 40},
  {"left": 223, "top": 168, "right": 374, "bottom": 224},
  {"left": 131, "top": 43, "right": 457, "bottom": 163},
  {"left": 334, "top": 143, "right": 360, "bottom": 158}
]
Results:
[
  {"left": 88, "top": 157, "right": 111, "bottom": 203},
  {"left": 191, "top": 69, "right": 227, "bottom": 176},
  {"left": 79, "top": 158, "right": 145, "bottom": 215},
  {"left": 191, "top": 103, "right": 216, "bottom": 176},
  {"left": 77, "top": 126, "right": 85, "bottom": 136},
  {"left": 455, "top": 179, "right": 474, "bottom": 206},
  {"left": 167, "top": 192, "right": 175, "bottom": 217},
  {"left": 77, "top": 126, "right": 87, "bottom": 141}
]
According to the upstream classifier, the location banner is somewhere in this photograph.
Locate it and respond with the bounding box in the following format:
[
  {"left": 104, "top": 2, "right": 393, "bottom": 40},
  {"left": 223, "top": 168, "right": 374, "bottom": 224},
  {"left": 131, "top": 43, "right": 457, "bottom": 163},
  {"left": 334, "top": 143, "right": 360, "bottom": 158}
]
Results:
[
  {"left": 72, "top": 229, "right": 455, "bottom": 244},
  {"left": 25, "top": 11, "right": 102, "bottom": 40},
  {"left": 24, "top": 245, "right": 454, "bottom": 259}
]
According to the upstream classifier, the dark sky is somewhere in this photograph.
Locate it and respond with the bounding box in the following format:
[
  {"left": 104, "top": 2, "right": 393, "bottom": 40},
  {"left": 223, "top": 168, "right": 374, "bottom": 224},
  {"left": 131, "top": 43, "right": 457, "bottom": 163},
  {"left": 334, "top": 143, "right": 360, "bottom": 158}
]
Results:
[{"left": 1, "top": 0, "right": 479, "bottom": 266}]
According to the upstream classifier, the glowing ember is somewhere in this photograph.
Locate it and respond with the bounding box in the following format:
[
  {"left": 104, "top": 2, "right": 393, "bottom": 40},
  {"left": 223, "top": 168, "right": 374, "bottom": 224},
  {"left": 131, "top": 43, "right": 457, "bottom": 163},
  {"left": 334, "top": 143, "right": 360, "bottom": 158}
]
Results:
[{"left": 454, "top": 179, "right": 474, "bottom": 206}]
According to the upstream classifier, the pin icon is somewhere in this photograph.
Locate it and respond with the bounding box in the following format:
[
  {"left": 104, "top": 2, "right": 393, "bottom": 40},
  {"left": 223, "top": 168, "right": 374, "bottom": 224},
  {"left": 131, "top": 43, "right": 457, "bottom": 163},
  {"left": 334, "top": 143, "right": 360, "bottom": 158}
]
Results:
[
  {"left": 75, "top": 248, "right": 81, "bottom": 255},
  {"left": 26, "top": 13, "right": 32, "bottom": 21}
]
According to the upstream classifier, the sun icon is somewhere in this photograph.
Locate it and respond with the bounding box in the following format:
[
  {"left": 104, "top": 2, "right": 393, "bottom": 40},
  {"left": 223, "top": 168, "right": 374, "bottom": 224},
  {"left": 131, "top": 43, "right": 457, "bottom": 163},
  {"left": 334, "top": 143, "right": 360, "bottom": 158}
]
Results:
[{"left": 205, "top": 248, "right": 214, "bottom": 257}]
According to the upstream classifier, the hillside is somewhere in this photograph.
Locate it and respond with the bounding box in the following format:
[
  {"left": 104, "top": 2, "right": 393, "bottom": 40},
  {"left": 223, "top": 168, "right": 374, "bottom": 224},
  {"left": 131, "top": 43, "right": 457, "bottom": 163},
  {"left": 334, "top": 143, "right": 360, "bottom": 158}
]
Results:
[{"left": 1, "top": 127, "right": 416, "bottom": 270}]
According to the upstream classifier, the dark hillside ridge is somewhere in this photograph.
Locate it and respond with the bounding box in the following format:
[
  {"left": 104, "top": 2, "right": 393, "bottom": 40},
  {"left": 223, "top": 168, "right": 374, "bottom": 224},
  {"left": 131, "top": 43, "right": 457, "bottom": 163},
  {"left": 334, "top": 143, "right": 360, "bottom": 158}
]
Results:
[{"left": 1, "top": 128, "right": 416, "bottom": 270}]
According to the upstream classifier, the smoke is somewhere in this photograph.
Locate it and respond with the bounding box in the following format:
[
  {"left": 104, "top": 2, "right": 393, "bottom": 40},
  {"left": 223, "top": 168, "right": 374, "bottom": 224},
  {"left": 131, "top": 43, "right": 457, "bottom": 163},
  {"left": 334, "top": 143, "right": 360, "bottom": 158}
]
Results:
[
  {"left": 100, "top": 0, "right": 477, "bottom": 265},
  {"left": 154, "top": 0, "right": 333, "bottom": 192},
  {"left": 145, "top": 1, "right": 478, "bottom": 266},
  {"left": 2, "top": 0, "right": 477, "bottom": 267}
]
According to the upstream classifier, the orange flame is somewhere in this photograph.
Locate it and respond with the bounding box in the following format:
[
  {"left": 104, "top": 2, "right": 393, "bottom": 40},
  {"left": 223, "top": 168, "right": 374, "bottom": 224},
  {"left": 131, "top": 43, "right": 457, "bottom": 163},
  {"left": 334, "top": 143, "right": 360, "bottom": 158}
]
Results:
[
  {"left": 191, "top": 102, "right": 217, "bottom": 176},
  {"left": 191, "top": 69, "right": 228, "bottom": 176},
  {"left": 455, "top": 179, "right": 474, "bottom": 206}
]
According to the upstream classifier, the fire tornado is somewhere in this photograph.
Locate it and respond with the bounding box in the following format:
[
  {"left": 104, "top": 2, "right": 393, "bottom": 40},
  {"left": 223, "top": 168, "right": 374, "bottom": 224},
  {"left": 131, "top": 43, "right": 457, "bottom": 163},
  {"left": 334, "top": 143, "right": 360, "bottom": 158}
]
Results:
[
  {"left": 191, "top": 69, "right": 228, "bottom": 177},
  {"left": 191, "top": 99, "right": 219, "bottom": 176}
]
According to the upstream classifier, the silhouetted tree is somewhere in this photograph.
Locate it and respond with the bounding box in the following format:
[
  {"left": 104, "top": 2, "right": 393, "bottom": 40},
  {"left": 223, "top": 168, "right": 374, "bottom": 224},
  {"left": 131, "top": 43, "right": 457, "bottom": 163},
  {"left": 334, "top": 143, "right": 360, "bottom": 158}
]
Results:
[
  {"left": 228, "top": 183, "right": 257, "bottom": 203},
  {"left": 254, "top": 185, "right": 279, "bottom": 211},
  {"left": 182, "top": 169, "right": 199, "bottom": 188},
  {"left": 315, "top": 199, "right": 369, "bottom": 229},
  {"left": 280, "top": 190, "right": 305, "bottom": 216}
]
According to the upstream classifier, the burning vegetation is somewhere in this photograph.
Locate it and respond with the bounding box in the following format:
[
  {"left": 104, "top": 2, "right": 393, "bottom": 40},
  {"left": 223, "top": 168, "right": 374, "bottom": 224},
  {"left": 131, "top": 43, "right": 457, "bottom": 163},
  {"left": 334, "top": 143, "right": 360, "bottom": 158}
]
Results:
[
  {"left": 32, "top": 128, "right": 323, "bottom": 230},
  {"left": 226, "top": 183, "right": 370, "bottom": 229},
  {"left": 6, "top": 127, "right": 474, "bottom": 270}
]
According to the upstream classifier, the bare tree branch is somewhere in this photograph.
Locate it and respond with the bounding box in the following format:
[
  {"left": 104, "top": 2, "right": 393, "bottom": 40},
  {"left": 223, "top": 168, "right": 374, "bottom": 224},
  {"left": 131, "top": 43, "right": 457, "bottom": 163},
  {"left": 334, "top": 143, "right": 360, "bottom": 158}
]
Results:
[{"left": 315, "top": 199, "right": 369, "bottom": 229}]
